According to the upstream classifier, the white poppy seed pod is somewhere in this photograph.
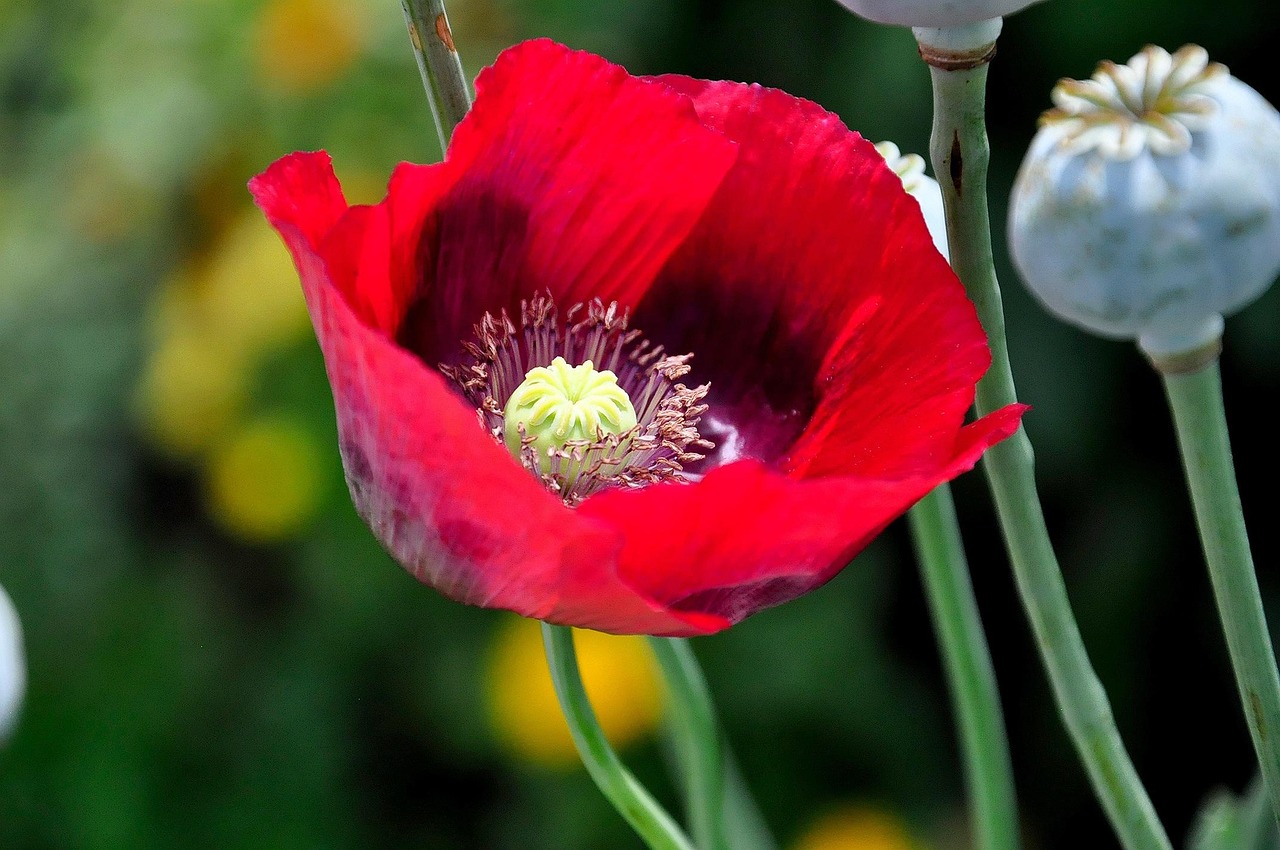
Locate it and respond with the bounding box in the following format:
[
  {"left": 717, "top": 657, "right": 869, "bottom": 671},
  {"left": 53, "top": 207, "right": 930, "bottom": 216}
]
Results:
[
  {"left": 1009, "top": 45, "right": 1280, "bottom": 360},
  {"left": 876, "top": 141, "right": 950, "bottom": 259},
  {"left": 0, "top": 582, "right": 24, "bottom": 743},
  {"left": 834, "top": 0, "right": 1045, "bottom": 28}
]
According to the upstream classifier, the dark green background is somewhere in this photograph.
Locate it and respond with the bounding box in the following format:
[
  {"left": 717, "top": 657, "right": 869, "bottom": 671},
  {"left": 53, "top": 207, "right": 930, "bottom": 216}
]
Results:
[{"left": 3, "top": 0, "right": 1280, "bottom": 847}]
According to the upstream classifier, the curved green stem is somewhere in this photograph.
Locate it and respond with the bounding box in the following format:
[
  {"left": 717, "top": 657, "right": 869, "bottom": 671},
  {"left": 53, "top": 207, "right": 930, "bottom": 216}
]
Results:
[
  {"left": 908, "top": 486, "right": 1019, "bottom": 850},
  {"left": 541, "top": 624, "right": 696, "bottom": 850},
  {"left": 399, "top": 0, "right": 472, "bottom": 150},
  {"left": 1161, "top": 361, "right": 1280, "bottom": 827},
  {"left": 648, "top": 638, "right": 732, "bottom": 850},
  {"left": 915, "top": 22, "right": 1171, "bottom": 850}
]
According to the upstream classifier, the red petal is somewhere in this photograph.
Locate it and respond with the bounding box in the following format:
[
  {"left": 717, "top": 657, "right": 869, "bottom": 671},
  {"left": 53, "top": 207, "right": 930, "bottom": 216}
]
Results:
[
  {"left": 324, "top": 163, "right": 460, "bottom": 338},
  {"left": 635, "top": 79, "right": 1016, "bottom": 477},
  {"left": 575, "top": 79, "right": 1027, "bottom": 626},
  {"left": 581, "top": 408, "right": 1022, "bottom": 627},
  {"left": 248, "top": 151, "right": 349, "bottom": 246},
  {"left": 577, "top": 461, "right": 924, "bottom": 625},
  {"left": 395, "top": 40, "right": 738, "bottom": 366},
  {"left": 250, "top": 57, "right": 1024, "bottom": 637},
  {"left": 251, "top": 153, "right": 715, "bottom": 636}
]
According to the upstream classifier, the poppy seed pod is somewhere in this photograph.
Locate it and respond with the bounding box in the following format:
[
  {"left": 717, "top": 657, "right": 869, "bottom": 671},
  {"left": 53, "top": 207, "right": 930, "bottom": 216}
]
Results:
[
  {"left": 833, "top": 0, "right": 1045, "bottom": 28},
  {"left": 1009, "top": 45, "right": 1280, "bottom": 358}
]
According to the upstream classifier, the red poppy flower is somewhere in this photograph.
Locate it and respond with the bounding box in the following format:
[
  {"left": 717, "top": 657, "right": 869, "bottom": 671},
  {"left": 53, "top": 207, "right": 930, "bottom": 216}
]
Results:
[{"left": 250, "top": 39, "right": 1024, "bottom": 637}]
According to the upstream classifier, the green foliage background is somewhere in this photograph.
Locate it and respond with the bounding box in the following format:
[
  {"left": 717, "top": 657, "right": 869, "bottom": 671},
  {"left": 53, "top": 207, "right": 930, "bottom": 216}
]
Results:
[{"left": 3, "top": 0, "right": 1280, "bottom": 847}]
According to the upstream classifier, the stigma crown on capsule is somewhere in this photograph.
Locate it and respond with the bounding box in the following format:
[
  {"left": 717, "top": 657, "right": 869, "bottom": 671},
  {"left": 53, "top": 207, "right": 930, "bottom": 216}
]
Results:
[{"left": 1008, "top": 44, "right": 1280, "bottom": 366}]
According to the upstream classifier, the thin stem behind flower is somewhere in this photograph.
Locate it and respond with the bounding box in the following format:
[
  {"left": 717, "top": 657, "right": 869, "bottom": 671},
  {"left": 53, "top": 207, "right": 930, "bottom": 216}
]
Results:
[
  {"left": 399, "top": 0, "right": 472, "bottom": 151},
  {"left": 1162, "top": 361, "right": 1280, "bottom": 827},
  {"left": 648, "top": 638, "right": 735, "bottom": 850},
  {"left": 908, "top": 486, "right": 1019, "bottom": 850},
  {"left": 917, "top": 25, "right": 1172, "bottom": 850},
  {"left": 541, "top": 624, "right": 697, "bottom": 850}
]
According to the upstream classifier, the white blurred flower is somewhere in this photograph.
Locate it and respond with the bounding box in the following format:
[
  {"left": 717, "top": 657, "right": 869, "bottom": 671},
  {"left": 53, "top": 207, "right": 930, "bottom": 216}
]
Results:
[
  {"left": 833, "top": 0, "right": 1045, "bottom": 27},
  {"left": 876, "top": 141, "right": 949, "bottom": 259},
  {"left": 0, "top": 582, "right": 24, "bottom": 743},
  {"left": 1009, "top": 45, "right": 1280, "bottom": 358}
]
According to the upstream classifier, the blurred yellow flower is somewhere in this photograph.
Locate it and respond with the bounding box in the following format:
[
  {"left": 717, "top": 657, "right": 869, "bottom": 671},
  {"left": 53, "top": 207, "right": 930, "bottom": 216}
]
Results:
[
  {"left": 486, "top": 616, "right": 663, "bottom": 768},
  {"left": 792, "top": 805, "right": 925, "bottom": 850},
  {"left": 136, "top": 207, "right": 311, "bottom": 458},
  {"left": 136, "top": 317, "right": 250, "bottom": 459},
  {"left": 254, "top": 0, "right": 369, "bottom": 93},
  {"left": 205, "top": 416, "right": 325, "bottom": 543},
  {"left": 197, "top": 209, "right": 312, "bottom": 359}
]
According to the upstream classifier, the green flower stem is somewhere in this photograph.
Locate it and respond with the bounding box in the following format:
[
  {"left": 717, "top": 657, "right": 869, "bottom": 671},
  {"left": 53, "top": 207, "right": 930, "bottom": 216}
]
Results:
[
  {"left": 916, "top": 21, "right": 1172, "bottom": 850},
  {"left": 1161, "top": 361, "right": 1280, "bottom": 826},
  {"left": 908, "top": 485, "right": 1019, "bottom": 850},
  {"left": 1242, "top": 776, "right": 1277, "bottom": 850},
  {"left": 648, "top": 638, "right": 731, "bottom": 850},
  {"left": 399, "top": 0, "right": 472, "bottom": 150},
  {"left": 541, "top": 624, "right": 697, "bottom": 850},
  {"left": 722, "top": 749, "right": 779, "bottom": 850},
  {"left": 651, "top": 642, "right": 777, "bottom": 850}
]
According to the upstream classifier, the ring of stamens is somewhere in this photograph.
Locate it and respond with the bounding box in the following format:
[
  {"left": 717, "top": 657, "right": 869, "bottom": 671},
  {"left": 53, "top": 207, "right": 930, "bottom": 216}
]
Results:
[{"left": 441, "top": 293, "right": 713, "bottom": 506}]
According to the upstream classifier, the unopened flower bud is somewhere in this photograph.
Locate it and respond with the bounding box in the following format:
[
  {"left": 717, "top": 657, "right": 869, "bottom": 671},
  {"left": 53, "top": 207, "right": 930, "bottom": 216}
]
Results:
[{"left": 1009, "top": 45, "right": 1280, "bottom": 359}]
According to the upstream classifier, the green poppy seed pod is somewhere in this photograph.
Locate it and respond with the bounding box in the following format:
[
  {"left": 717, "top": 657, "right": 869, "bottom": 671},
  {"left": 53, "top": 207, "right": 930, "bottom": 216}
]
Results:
[
  {"left": 834, "top": 0, "right": 1045, "bottom": 27},
  {"left": 0, "top": 582, "right": 23, "bottom": 743},
  {"left": 1009, "top": 45, "right": 1280, "bottom": 359},
  {"left": 503, "top": 357, "right": 638, "bottom": 480},
  {"left": 877, "top": 141, "right": 949, "bottom": 259}
]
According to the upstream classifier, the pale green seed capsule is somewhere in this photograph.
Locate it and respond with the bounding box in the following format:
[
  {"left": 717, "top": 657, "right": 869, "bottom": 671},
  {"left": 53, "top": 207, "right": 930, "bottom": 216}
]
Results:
[
  {"left": 503, "top": 357, "right": 638, "bottom": 479},
  {"left": 1009, "top": 45, "right": 1280, "bottom": 358}
]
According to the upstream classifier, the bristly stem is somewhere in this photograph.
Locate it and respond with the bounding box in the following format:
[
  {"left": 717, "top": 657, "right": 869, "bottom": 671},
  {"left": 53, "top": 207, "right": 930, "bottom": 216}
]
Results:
[
  {"left": 1160, "top": 361, "right": 1280, "bottom": 827},
  {"left": 908, "top": 486, "right": 1019, "bottom": 850},
  {"left": 541, "top": 624, "right": 697, "bottom": 850},
  {"left": 399, "top": 0, "right": 472, "bottom": 150},
  {"left": 914, "top": 19, "right": 1172, "bottom": 850},
  {"left": 648, "top": 638, "right": 734, "bottom": 850}
]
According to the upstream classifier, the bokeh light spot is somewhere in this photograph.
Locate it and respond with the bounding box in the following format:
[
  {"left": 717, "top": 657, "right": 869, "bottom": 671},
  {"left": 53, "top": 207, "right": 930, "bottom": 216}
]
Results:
[
  {"left": 198, "top": 210, "right": 312, "bottom": 359},
  {"left": 205, "top": 416, "right": 325, "bottom": 543},
  {"left": 253, "top": 0, "right": 368, "bottom": 93},
  {"left": 485, "top": 616, "right": 663, "bottom": 768},
  {"left": 136, "top": 320, "right": 250, "bottom": 459},
  {"left": 791, "top": 805, "right": 923, "bottom": 850}
]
